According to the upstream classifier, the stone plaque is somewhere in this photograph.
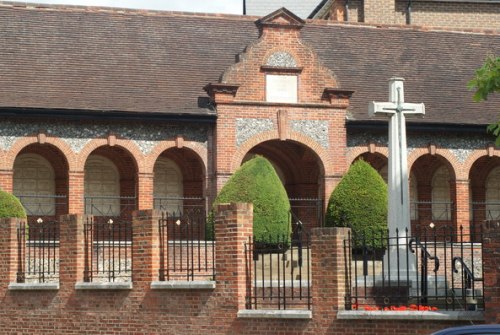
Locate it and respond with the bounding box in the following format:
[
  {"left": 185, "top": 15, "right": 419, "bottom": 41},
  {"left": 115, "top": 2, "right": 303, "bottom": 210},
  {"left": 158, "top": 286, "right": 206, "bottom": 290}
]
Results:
[{"left": 266, "top": 74, "right": 297, "bottom": 103}]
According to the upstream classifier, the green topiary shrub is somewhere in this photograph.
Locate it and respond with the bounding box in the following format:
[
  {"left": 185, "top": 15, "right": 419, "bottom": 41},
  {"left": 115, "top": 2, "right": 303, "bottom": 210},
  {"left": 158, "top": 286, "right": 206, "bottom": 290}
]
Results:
[
  {"left": 325, "top": 160, "right": 387, "bottom": 248},
  {"left": 0, "top": 190, "right": 27, "bottom": 218},
  {"left": 213, "top": 156, "right": 291, "bottom": 245}
]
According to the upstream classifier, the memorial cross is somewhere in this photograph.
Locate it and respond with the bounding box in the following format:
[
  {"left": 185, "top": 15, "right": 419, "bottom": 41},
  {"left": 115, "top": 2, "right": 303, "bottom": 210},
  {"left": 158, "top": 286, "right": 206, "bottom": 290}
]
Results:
[{"left": 368, "top": 78, "right": 425, "bottom": 235}]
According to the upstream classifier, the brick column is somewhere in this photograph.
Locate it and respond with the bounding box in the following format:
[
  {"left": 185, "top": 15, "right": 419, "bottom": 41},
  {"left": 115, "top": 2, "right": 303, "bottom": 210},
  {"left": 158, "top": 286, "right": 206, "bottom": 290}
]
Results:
[
  {"left": 0, "top": 170, "right": 13, "bottom": 193},
  {"left": 68, "top": 171, "right": 85, "bottom": 214},
  {"left": 455, "top": 179, "right": 470, "bottom": 237},
  {"left": 59, "top": 214, "right": 86, "bottom": 289},
  {"left": 482, "top": 222, "right": 500, "bottom": 323},
  {"left": 137, "top": 173, "right": 154, "bottom": 210},
  {"left": 215, "top": 203, "right": 253, "bottom": 311},
  {"left": 311, "top": 227, "right": 350, "bottom": 313},
  {"left": 0, "top": 218, "right": 23, "bottom": 290},
  {"left": 132, "top": 210, "right": 161, "bottom": 284}
]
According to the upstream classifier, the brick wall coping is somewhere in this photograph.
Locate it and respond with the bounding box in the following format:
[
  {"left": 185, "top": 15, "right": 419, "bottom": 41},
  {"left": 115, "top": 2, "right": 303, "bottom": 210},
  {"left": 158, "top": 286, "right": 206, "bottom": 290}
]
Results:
[
  {"left": 255, "top": 280, "right": 310, "bottom": 288},
  {"left": 150, "top": 281, "right": 216, "bottom": 290},
  {"left": 8, "top": 282, "right": 59, "bottom": 290},
  {"left": 237, "top": 309, "right": 312, "bottom": 319},
  {"left": 75, "top": 282, "right": 133, "bottom": 290},
  {"left": 337, "top": 311, "right": 484, "bottom": 321}
]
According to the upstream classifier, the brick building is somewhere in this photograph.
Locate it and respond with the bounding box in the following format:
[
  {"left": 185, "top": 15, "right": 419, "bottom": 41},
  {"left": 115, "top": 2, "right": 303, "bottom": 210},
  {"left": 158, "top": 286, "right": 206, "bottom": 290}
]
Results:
[
  {"left": 0, "top": 2, "right": 498, "bottom": 234},
  {"left": 311, "top": 0, "right": 500, "bottom": 31},
  {"left": 0, "top": 2, "right": 499, "bottom": 333}
]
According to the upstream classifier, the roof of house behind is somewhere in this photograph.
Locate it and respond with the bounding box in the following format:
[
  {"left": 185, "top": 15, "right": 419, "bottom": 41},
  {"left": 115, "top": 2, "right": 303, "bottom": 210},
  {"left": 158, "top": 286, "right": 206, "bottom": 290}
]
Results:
[
  {"left": 0, "top": 2, "right": 498, "bottom": 125},
  {"left": 245, "top": 0, "right": 320, "bottom": 18}
]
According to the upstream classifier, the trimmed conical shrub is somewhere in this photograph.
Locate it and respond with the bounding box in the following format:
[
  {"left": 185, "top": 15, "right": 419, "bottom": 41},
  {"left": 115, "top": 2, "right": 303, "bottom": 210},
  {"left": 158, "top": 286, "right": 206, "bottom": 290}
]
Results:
[
  {"left": 326, "top": 160, "right": 387, "bottom": 241},
  {"left": 214, "top": 156, "right": 290, "bottom": 244},
  {"left": 0, "top": 190, "right": 27, "bottom": 218}
]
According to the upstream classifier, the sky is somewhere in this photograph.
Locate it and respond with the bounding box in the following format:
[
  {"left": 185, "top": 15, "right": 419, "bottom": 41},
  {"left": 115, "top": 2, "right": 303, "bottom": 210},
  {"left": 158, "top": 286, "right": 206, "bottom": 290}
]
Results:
[{"left": 7, "top": 0, "right": 244, "bottom": 13}]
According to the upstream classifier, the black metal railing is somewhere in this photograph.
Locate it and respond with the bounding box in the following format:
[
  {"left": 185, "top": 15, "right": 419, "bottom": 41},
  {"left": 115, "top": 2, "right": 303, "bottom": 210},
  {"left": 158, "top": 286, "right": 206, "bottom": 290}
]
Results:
[
  {"left": 344, "top": 226, "right": 484, "bottom": 311},
  {"left": 16, "top": 220, "right": 59, "bottom": 284},
  {"left": 410, "top": 201, "right": 455, "bottom": 227},
  {"left": 471, "top": 201, "right": 500, "bottom": 241},
  {"left": 158, "top": 210, "right": 215, "bottom": 281},
  {"left": 15, "top": 194, "right": 68, "bottom": 217},
  {"left": 84, "top": 196, "right": 136, "bottom": 220},
  {"left": 83, "top": 217, "right": 132, "bottom": 283},
  {"left": 245, "top": 232, "right": 311, "bottom": 310},
  {"left": 289, "top": 198, "right": 323, "bottom": 231},
  {"left": 154, "top": 196, "right": 205, "bottom": 214}
]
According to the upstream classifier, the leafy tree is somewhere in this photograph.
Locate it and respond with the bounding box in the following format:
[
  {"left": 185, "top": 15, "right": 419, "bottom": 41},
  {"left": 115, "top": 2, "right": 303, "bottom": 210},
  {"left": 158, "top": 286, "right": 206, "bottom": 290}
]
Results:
[
  {"left": 468, "top": 55, "right": 500, "bottom": 144},
  {"left": 213, "top": 156, "right": 291, "bottom": 244},
  {"left": 325, "top": 160, "right": 387, "bottom": 246},
  {"left": 0, "top": 190, "right": 26, "bottom": 218}
]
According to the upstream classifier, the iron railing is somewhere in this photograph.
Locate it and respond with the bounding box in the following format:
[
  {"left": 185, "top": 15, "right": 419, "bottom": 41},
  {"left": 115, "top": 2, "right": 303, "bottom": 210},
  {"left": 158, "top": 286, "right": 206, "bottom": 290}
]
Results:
[
  {"left": 158, "top": 210, "right": 215, "bottom": 281},
  {"left": 471, "top": 201, "right": 500, "bottom": 241},
  {"left": 83, "top": 217, "right": 132, "bottom": 283},
  {"left": 410, "top": 201, "right": 455, "bottom": 226},
  {"left": 289, "top": 198, "right": 323, "bottom": 231},
  {"left": 84, "top": 196, "right": 136, "bottom": 220},
  {"left": 15, "top": 194, "right": 68, "bottom": 217},
  {"left": 344, "top": 226, "right": 484, "bottom": 311},
  {"left": 245, "top": 232, "right": 311, "bottom": 310},
  {"left": 154, "top": 196, "right": 206, "bottom": 214},
  {"left": 16, "top": 220, "right": 59, "bottom": 284}
]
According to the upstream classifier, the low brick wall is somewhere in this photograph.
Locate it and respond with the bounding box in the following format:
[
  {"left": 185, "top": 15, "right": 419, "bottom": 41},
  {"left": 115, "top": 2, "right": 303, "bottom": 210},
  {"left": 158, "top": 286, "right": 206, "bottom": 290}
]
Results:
[{"left": 0, "top": 205, "right": 496, "bottom": 334}]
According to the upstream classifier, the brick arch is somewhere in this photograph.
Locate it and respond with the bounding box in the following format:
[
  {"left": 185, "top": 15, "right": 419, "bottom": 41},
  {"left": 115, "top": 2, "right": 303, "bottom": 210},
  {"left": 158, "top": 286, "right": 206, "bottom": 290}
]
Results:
[
  {"left": 3, "top": 136, "right": 76, "bottom": 171},
  {"left": 463, "top": 147, "right": 500, "bottom": 179},
  {"left": 408, "top": 147, "right": 461, "bottom": 180},
  {"left": 231, "top": 130, "right": 327, "bottom": 176},
  {"left": 145, "top": 141, "right": 207, "bottom": 175},
  {"left": 347, "top": 146, "right": 389, "bottom": 166},
  {"left": 76, "top": 138, "right": 144, "bottom": 173}
]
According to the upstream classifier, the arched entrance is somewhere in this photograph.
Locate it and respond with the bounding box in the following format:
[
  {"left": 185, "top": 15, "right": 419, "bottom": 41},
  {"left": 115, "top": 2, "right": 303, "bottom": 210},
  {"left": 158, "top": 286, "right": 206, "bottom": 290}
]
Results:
[
  {"left": 153, "top": 148, "right": 205, "bottom": 214},
  {"left": 242, "top": 140, "right": 325, "bottom": 232},
  {"left": 84, "top": 146, "right": 137, "bottom": 220},
  {"left": 410, "top": 154, "right": 456, "bottom": 231},
  {"left": 13, "top": 144, "right": 69, "bottom": 224},
  {"left": 469, "top": 156, "right": 500, "bottom": 237}
]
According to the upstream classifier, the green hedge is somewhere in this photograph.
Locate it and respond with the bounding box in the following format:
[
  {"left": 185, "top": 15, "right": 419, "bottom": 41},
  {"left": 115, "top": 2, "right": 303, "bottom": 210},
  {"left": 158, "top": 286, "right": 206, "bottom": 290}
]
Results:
[
  {"left": 213, "top": 156, "right": 291, "bottom": 244},
  {"left": 0, "top": 190, "right": 27, "bottom": 218},
  {"left": 325, "top": 160, "right": 387, "bottom": 247}
]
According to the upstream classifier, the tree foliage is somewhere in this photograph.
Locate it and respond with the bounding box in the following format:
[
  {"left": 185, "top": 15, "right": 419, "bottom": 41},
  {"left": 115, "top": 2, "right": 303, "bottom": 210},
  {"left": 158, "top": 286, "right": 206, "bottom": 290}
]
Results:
[
  {"left": 325, "top": 160, "right": 387, "bottom": 243},
  {"left": 468, "top": 56, "right": 500, "bottom": 145},
  {"left": 0, "top": 191, "right": 27, "bottom": 218},
  {"left": 468, "top": 56, "right": 500, "bottom": 102},
  {"left": 214, "top": 156, "right": 291, "bottom": 244}
]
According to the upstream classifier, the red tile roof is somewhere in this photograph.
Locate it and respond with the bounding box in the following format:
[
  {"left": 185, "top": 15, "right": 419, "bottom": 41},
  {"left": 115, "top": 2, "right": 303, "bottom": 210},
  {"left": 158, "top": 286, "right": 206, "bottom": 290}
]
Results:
[{"left": 0, "top": 2, "right": 498, "bottom": 124}]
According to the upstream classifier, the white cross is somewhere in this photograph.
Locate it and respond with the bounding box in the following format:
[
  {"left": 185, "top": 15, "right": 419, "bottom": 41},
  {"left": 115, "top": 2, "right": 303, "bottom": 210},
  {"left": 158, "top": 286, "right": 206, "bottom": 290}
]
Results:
[{"left": 368, "top": 78, "right": 425, "bottom": 235}]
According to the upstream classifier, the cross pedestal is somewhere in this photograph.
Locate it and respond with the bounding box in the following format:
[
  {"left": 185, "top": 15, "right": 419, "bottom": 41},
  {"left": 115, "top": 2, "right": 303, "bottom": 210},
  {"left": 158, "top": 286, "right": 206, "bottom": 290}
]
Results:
[{"left": 369, "top": 78, "right": 425, "bottom": 282}]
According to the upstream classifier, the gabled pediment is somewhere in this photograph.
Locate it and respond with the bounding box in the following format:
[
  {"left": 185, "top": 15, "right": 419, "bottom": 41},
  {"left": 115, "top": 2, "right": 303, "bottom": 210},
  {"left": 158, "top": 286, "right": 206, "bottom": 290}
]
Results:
[{"left": 256, "top": 7, "right": 305, "bottom": 29}]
